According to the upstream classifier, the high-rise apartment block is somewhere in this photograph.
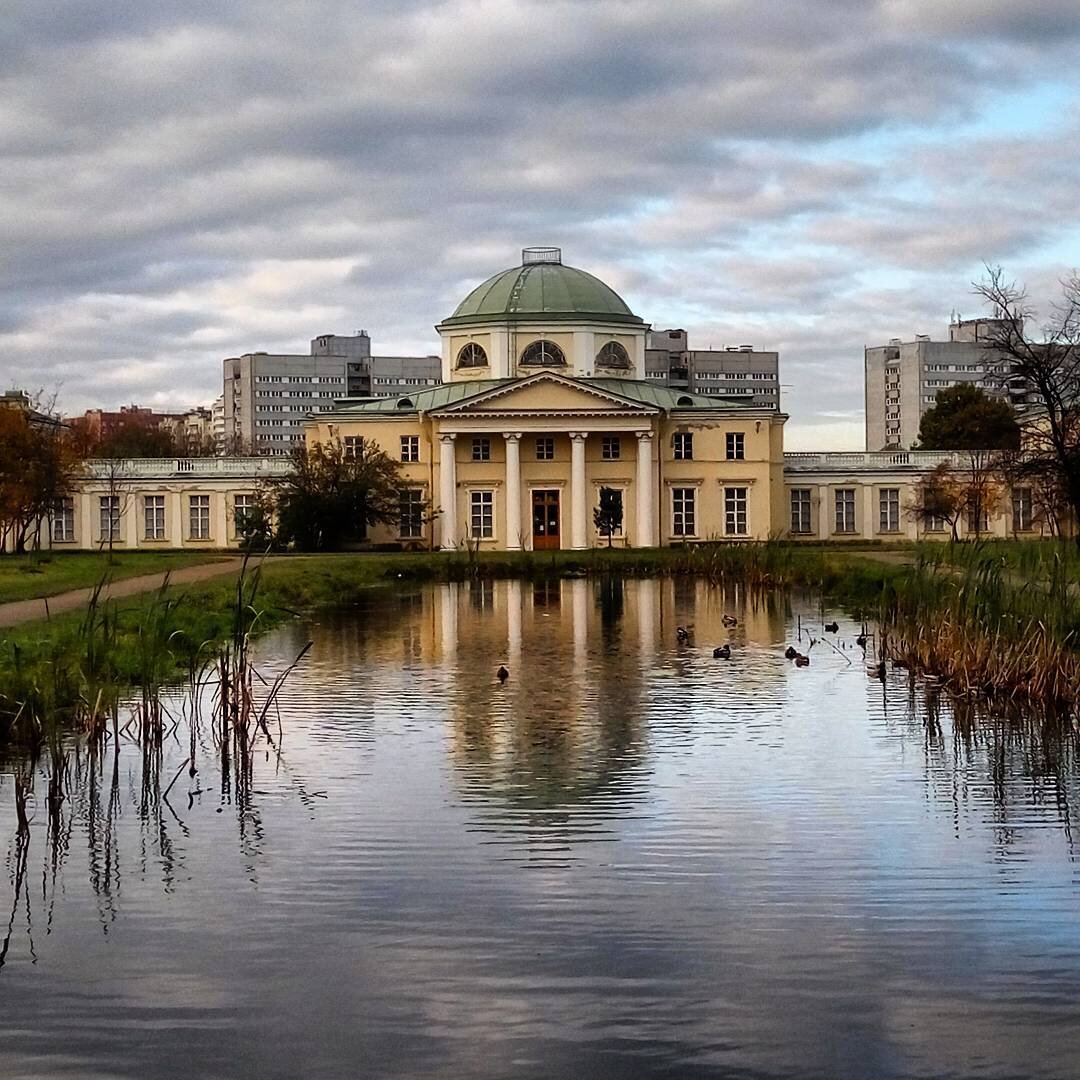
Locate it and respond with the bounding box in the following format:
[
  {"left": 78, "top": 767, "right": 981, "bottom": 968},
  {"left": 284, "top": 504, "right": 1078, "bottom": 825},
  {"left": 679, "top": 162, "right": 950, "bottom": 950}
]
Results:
[
  {"left": 864, "top": 318, "right": 1032, "bottom": 450},
  {"left": 645, "top": 329, "right": 780, "bottom": 408},
  {"left": 223, "top": 332, "right": 442, "bottom": 454}
]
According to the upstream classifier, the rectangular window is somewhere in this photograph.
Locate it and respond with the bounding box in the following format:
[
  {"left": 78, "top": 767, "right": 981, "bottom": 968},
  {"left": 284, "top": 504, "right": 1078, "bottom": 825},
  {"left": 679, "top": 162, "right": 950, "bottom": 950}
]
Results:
[
  {"left": 144, "top": 495, "right": 166, "bottom": 540},
  {"left": 672, "top": 487, "right": 696, "bottom": 537},
  {"left": 535, "top": 437, "right": 554, "bottom": 460},
  {"left": 399, "top": 489, "right": 424, "bottom": 539},
  {"left": 926, "top": 512, "right": 947, "bottom": 533},
  {"left": 233, "top": 493, "right": 254, "bottom": 535},
  {"left": 878, "top": 488, "right": 900, "bottom": 532},
  {"left": 469, "top": 490, "right": 494, "bottom": 538},
  {"left": 400, "top": 435, "right": 419, "bottom": 462},
  {"left": 1012, "top": 487, "right": 1033, "bottom": 532},
  {"left": 595, "top": 488, "right": 624, "bottom": 536},
  {"left": 673, "top": 432, "right": 694, "bottom": 460},
  {"left": 724, "top": 486, "right": 748, "bottom": 536},
  {"left": 834, "top": 488, "right": 856, "bottom": 533},
  {"left": 98, "top": 495, "right": 121, "bottom": 542},
  {"left": 601, "top": 436, "right": 621, "bottom": 460},
  {"left": 790, "top": 488, "right": 812, "bottom": 534},
  {"left": 52, "top": 497, "right": 74, "bottom": 542},
  {"left": 967, "top": 506, "right": 989, "bottom": 533},
  {"left": 472, "top": 437, "right": 491, "bottom": 462},
  {"left": 343, "top": 436, "right": 364, "bottom": 461},
  {"left": 725, "top": 432, "right": 745, "bottom": 460},
  {"left": 189, "top": 495, "right": 211, "bottom": 540}
]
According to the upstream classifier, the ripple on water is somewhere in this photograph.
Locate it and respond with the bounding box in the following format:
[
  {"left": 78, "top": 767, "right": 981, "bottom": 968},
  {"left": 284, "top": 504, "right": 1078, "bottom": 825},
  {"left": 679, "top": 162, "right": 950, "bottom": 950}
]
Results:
[{"left": 2, "top": 581, "right": 1080, "bottom": 1079}]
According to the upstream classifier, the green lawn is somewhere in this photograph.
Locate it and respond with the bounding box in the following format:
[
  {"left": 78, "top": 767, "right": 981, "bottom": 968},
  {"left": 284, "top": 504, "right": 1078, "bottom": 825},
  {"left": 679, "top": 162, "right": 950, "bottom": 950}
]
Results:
[{"left": 0, "top": 551, "right": 232, "bottom": 604}]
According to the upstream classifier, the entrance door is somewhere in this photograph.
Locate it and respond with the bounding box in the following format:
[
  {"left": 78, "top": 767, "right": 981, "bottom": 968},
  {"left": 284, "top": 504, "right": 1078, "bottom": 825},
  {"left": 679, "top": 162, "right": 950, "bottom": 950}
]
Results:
[{"left": 532, "top": 490, "right": 561, "bottom": 550}]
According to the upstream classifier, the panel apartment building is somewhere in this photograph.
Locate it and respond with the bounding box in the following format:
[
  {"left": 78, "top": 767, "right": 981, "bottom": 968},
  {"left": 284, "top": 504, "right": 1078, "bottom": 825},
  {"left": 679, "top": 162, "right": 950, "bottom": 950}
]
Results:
[
  {"left": 864, "top": 318, "right": 1033, "bottom": 451},
  {"left": 644, "top": 329, "right": 780, "bottom": 408},
  {"left": 223, "top": 332, "right": 442, "bottom": 454}
]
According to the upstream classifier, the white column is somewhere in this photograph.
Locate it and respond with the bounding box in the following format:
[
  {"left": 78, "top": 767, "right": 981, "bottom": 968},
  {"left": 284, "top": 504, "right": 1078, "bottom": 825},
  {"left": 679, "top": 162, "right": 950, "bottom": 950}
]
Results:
[
  {"left": 636, "top": 431, "right": 655, "bottom": 548},
  {"left": 439, "top": 434, "right": 457, "bottom": 551},
  {"left": 570, "top": 432, "right": 588, "bottom": 549},
  {"left": 503, "top": 432, "right": 522, "bottom": 550}
]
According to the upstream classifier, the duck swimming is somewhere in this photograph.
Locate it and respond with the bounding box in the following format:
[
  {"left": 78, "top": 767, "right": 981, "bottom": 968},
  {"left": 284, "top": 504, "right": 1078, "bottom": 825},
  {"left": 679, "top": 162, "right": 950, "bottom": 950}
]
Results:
[
  {"left": 784, "top": 646, "right": 798, "bottom": 659},
  {"left": 676, "top": 626, "right": 691, "bottom": 644},
  {"left": 722, "top": 614, "right": 738, "bottom": 628},
  {"left": 794, "top": 653, "right": 811, "bottom": 667},
  {"left": 824, "top": 622, "right": 839, "bottom": 633},
  {"left": 496, "top": 665, "right": 509, "bottom": 682},
  {"left": 713, "top": 644, "right": 731, "bottom": 660}
]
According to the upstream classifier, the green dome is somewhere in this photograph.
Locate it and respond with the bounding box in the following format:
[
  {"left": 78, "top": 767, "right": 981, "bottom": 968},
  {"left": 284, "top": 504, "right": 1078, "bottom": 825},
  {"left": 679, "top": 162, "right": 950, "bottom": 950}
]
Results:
[{"left": 440, "top": 248, "right": 643, "bottom": 327}]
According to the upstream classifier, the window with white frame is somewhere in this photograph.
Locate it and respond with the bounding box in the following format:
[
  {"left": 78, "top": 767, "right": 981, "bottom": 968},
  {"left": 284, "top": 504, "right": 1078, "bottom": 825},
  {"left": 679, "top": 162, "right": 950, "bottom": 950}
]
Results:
[
  {"left": 790, "top": 488, "right": 812, "bottom": 534},
  {"left": 344, "top": 436, "right": 364, "bottom": 461},
  {"left": 1012, "top": 487, "right": 1033, "bottom": 532},
  {"left": 967, "top": 506, "right": 989, "bottom": 533},
  {"left": 673, "top": 432, "right": 693, "bottom": 460},
  {"left": 926, "top": 512, "right": 947, "bottom": 532},
  {"left": 834, "top": 489, "right": 856, "bottom": 533},
  {"left": 144, "top": 495, "right": 166, "bottom": 540},
  {"left": 189, "top": 495, "right": 211, "bottom": 540},
  {"left": 469, "top": 490, "right": 494, "bottom": 538},
  {"left": 724, "top": 486, "right": 748, "bottom": 535},
  {"left": 535, "top": 437, "right": 554, "bottom": 460},
  {"left": 52, "top": 497, "right": 74, "bottom": 542},
  {"left": 595, "top": 487, "right": 624, "bottom": 536},
  {"left": 233, "top": 493, "right": 254, "bottom": 535},
  {"left": 601, "top": 436, "right": 621, "bottom": 460},
  {"left": 878, "top": 488, "right": 900, "bottom": 532},
  {"left": 672, "top": 487, "right": 696, "bottom": 537},
  {"left": 399, "top": 489, "right": 424, "bottom": 539},
  {"left": 400, "top": 435, "right": 419, "bottom": 462},
  {"left": 99, "top": 496, "right": 120, "bottom": 542},
  {"left": 725, "top": 432, "right": 745, "bottom": 460},
  {"left": 472, "top": 437, "right": 491, "bottom": 461}
]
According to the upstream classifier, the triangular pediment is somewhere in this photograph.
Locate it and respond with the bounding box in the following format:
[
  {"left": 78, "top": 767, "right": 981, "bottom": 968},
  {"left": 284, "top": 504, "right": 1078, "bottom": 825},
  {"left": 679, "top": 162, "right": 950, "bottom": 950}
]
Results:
[{"left": 430, "top": 372, "right": 658, "bottom": 415}]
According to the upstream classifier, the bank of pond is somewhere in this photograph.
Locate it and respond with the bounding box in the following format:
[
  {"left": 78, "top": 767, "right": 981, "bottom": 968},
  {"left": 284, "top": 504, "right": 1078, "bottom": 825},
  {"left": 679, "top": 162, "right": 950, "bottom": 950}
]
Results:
[{"left": 2, "top": 540, "right": 1080, "bottom": 749}]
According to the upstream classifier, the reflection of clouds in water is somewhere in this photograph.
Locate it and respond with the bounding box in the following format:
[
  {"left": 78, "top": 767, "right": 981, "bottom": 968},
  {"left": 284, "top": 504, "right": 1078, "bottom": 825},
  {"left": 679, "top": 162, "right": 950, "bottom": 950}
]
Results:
[{"left": 2, "top": 579, "right": 1080, "bottom": 1079}]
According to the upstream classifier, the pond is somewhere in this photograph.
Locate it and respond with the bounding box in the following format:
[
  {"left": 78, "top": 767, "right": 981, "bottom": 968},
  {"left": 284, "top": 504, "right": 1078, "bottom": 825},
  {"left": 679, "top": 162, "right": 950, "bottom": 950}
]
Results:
[{"left": 2, "top": 578, "right": 1080, "bottom": 1079}]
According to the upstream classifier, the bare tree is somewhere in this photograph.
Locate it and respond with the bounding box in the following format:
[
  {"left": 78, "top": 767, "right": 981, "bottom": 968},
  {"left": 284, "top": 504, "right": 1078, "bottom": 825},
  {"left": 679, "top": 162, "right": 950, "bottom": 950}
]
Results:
[{"left": 976, "top": 266, "right": 1080, "bottom": 539}]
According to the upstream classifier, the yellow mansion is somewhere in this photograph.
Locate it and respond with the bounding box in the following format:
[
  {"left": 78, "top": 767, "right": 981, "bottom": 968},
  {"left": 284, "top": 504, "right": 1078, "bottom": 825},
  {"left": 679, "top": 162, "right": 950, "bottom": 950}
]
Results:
[
  {"left": 33, "top": 248, "right": 1048, "bottom": 552},
  {"left": 307, "top": 248, "right": 787, "bottom": 550}
]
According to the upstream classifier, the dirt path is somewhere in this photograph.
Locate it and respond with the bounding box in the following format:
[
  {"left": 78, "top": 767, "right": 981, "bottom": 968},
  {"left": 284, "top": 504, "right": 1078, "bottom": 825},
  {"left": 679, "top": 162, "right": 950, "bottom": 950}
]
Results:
[{"left": 0, "top": 557, "right": 246, "bottom": 628}]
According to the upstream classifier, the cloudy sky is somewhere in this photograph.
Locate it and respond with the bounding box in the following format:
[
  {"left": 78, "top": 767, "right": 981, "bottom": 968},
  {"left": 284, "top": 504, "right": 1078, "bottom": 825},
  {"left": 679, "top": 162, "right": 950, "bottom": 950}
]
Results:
[{"left": 3, "top": 0, "right": 1080, "bottom": 448}]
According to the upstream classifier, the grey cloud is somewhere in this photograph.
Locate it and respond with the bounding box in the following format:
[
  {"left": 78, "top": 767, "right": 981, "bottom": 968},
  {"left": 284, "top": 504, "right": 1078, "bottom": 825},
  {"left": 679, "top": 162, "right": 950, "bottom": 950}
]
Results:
[{"left": 1, "top": 0, "right": 1078, "bottom": 428}]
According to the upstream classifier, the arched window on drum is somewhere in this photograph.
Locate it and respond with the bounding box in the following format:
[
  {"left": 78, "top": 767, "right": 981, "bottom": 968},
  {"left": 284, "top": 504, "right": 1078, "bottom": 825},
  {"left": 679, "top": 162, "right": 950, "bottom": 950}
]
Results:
[
  {"left": 519, "top": 340, "right": 566, "bottom": 367},
  {"left": 456, "top": 343, "right": 488, "bottom": 368},
  {"left": 595, "top": 341, "right": 631, "bottom": 369}
]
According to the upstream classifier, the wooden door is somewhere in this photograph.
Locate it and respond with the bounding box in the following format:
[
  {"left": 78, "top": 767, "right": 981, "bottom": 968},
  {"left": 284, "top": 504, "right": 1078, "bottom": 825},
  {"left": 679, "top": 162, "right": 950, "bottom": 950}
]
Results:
[{"left": 532, "top": 490, "right": 561, "bottom": 550}]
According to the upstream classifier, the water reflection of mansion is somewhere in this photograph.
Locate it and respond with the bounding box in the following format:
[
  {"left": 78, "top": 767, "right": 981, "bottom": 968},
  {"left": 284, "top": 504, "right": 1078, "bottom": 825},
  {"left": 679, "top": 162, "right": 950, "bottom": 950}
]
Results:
[{"left": 35, "top": 247, "right": 1051, "bottom": 551}]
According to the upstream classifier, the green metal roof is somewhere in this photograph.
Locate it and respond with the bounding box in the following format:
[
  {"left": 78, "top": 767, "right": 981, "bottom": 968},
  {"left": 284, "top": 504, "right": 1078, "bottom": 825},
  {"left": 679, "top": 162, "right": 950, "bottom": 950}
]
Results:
[
  {"left": 588, "top": 379, "right": 741, "bottom": 410},
  {"left": 324, "top": 376, "right": 741, "bottom": 417},
  {"left": 439, "top": 261, "right": 644, "bottom": 328}
]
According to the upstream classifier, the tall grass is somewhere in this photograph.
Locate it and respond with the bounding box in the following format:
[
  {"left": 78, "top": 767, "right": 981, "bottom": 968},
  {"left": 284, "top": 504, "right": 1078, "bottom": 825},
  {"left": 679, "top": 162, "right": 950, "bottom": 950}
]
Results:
[{"left": 881, "top": 548, "right": 1080, "bottom": 709}]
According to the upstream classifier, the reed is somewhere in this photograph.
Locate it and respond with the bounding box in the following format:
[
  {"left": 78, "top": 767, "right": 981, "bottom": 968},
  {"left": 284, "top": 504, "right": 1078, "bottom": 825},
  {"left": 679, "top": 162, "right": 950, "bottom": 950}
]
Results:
[{"left": 880, "top": 549, "right": 1080, "bottom": 710}]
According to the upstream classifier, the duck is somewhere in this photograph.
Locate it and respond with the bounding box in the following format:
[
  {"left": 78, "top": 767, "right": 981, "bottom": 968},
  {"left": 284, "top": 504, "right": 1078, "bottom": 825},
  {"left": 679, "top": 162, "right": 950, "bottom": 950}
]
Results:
[
  {"left": 676, "top": 626, "right": 691, "bottom": 644},
  {"left": 794, "top": 653, "right": 811, "bottom": 667},
  {"left": 713, "top": 644, "right": 731, "bottom": 660},
  {"left": 496, "top": 665, "right": 509, "bottom": 682},
  {"left": 784, "top": 646, "right": 799, "bottom": 660},
  {"left": 824, "top": 621, "right": 839, "bottom": 633},
  {"left": 722, "top": 614, "right": 738, "bottom": 628},
  {"left": 855, "top": 634, "right": 867, "bottom": 649}
]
